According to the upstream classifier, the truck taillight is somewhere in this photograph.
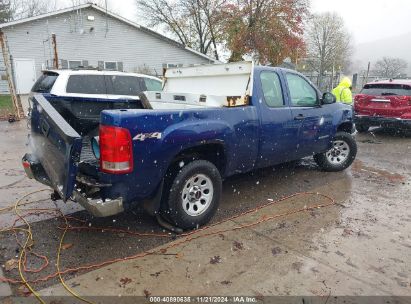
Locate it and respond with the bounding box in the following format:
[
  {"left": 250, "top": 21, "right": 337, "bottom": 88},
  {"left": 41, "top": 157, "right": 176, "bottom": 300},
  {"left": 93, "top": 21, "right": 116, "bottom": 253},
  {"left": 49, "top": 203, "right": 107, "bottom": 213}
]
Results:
[{"left": 99, "top": 125, "right": 133, "bottom": 174}]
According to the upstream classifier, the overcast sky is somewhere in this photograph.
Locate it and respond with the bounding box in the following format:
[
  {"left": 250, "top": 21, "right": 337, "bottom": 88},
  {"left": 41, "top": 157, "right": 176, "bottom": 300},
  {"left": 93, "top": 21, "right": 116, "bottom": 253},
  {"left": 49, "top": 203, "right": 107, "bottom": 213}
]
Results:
[
  {"left": 311, "top": 0, "right": 411, "bottom": 44},
  {"left": 103, "top": 0, "right": 411, "bottom": 45}
]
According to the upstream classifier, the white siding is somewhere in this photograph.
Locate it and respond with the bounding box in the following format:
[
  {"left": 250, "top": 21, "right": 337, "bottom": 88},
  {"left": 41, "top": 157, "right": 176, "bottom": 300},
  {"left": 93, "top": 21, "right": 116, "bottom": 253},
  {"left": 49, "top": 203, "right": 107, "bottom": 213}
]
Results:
[{"left": 0, "top": 7, "right": 213, "bottom": 93}]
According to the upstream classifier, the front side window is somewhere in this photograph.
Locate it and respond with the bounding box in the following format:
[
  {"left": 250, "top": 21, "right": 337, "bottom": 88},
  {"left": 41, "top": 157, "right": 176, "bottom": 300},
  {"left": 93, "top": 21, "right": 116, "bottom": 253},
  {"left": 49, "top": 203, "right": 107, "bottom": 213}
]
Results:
[
  {"left": 286, "top": 73, "right": 318, "bottom": 107},
  {"left": 260, "top": 71, "right": 284, "bottom": 107},
  {"left": 66, "top": 75, "right": 106, "bottom": 94},
  {"left": 144, "top": 78, "right": 162, "bottom": 91}
]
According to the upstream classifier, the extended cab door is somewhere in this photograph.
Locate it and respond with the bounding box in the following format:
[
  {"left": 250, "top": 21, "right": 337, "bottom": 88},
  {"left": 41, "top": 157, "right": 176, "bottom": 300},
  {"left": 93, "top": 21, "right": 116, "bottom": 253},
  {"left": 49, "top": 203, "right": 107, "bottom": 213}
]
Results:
[
  {"left": 284, "top": 72, "right": 334, "bottom": 157},
  {"left": 255, "top": 70, "right": 300, "bottom": 167}
]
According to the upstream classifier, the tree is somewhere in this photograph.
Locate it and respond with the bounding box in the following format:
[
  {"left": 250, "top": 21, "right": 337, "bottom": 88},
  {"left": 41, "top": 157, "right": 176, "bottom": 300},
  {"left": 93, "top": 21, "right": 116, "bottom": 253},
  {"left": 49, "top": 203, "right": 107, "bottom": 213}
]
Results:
[
  {"left": 374, "top": 57, "right": 408, "bottom": 78},
  {"left": 69, "top": 0, "right": 105, "bottom": 7},
  {"left": 6, "top": 0, "right": 57, "bottom": 20},
  {"left": 305, "top": 12, "right": 352, "bottom": 81},
  {"left": 1, "top": 0, "right": 108, "bottom": 23},
  {"left": 137, "top": 0, "right": 225, "bottom": 60},
  {"left": 221, "top": 0, "right": 308, "bottom": 65},
  {"left": 0, "top": 0, "right": 13, "bottom": 23}
]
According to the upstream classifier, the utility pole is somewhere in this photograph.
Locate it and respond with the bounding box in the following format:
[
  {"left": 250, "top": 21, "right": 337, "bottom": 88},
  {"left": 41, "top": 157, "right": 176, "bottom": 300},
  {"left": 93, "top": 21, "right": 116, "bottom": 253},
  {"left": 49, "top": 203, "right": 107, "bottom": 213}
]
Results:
[
  {"left": 365, "top": 61, "right": 370, "bottom": 85},
  {"left": 51, "top": 33, "right": 58, "bottom": 69},
  {"left": 330, "top": 61, "right": 335, "bottom": 91},
  {"left": 105, "top": 0, "right": 109, "bottom": 37}
]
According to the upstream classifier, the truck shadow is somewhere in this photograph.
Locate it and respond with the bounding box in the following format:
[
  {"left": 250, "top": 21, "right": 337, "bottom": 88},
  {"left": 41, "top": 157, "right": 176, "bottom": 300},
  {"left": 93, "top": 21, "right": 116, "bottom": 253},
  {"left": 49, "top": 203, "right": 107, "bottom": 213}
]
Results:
[
  {"left": 218, "top": 158, "right": 351, "bottom": 219},
  {"left": 365, "top": 127, "right": 411, "bottom": 139},
  {"left": 75, "top": 157, "right": 350, "bottom": 226}
]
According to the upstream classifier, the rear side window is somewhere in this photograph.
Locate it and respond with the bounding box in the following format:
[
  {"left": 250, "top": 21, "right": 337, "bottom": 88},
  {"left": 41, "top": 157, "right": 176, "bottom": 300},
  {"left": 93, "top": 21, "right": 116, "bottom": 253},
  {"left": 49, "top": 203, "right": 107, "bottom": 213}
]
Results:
[
  {"left": 144, "top": 78, "right": 162, "bottom": 91},
  {"left": 66, "top": 75, "right": 106, "bottom": 94},
  {"left": 260, "top": 71, "right": 284, "bottom": 107},
  {"left": 108, "top": 76, "right": 145, "bottom": 96},
  {"left": 361, "top": 84, "right": 411, "bottom": 96},
  {"left": 32, "top": 73, "right": 59, "bottom": 93}
]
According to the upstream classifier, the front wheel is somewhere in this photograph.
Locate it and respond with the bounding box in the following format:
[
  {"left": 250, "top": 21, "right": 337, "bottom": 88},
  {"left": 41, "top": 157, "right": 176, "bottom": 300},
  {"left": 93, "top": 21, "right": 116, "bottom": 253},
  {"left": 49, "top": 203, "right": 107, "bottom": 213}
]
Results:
[
  {"left": 314, "top": 132, "right": 357, "bottom": 172},
  {"left": 160, "top": 160, "right": 222, "bottom": 230}
]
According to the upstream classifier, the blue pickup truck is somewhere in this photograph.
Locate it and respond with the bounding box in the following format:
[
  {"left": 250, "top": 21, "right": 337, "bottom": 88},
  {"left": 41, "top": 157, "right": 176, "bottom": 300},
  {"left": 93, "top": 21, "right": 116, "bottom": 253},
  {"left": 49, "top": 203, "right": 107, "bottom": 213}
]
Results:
[{"left": 23, "top": 62, "right": 356, "bottom": 230}]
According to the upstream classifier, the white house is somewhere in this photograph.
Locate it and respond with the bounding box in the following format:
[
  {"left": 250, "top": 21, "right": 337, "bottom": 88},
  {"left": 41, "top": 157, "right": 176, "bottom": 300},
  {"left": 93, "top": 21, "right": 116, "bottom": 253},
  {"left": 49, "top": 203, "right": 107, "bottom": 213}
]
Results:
[{"left": 0, "top": 3, "right": 216, "bottom": 96}]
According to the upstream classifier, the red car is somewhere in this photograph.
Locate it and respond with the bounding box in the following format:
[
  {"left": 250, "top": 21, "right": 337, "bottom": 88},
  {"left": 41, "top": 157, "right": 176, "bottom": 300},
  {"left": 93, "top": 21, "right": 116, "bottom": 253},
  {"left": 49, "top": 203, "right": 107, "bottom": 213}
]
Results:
[{"left": 354, "top": 79, "right": 411, "bottom": 132}]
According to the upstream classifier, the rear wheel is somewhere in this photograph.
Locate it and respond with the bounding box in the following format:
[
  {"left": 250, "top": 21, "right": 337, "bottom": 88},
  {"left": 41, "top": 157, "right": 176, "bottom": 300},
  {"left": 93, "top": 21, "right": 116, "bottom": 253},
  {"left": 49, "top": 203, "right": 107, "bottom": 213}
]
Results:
[
  {"left": 314, "top": 132, "right": 357, "bottom": 172},
  {"left": 355, "top": 124, "right": 369, "bottom": 133},
  {"left": 160, "top": 160, "right": 222, "bottom": 230}
]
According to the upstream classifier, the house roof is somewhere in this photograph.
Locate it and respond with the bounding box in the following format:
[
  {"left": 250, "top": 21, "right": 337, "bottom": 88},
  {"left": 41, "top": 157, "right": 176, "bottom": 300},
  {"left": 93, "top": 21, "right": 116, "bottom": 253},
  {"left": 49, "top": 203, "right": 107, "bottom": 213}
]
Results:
[{"left": 0, "top": 3, "right": 217, "bottom": 63}]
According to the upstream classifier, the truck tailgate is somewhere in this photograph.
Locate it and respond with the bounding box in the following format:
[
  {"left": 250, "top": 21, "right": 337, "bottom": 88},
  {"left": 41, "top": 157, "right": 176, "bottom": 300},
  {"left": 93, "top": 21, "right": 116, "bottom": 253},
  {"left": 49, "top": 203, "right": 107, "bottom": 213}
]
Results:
[{"left": 30, "top": 94, "right": 82, "bottom": 201}]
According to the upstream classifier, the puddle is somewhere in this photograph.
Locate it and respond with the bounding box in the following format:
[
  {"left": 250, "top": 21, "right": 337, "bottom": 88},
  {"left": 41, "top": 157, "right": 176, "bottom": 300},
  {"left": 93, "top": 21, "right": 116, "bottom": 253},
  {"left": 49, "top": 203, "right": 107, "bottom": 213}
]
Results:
[{"left": 352, "top": 160, "right": 406, "bottom": 183}]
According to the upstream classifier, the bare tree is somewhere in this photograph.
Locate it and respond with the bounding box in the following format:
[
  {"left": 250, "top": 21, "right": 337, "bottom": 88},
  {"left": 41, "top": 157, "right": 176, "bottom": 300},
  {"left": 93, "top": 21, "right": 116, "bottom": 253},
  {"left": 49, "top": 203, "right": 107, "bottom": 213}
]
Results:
[
  {"left": 7, "top": 0, "right": 57, "bottom": 20},
  {"left": 0, "top": 0, "right": 13, "bottom": 22},
  {"left": 69, "top": 0, "right": 105, "bottom": 7},
  {"left": 136, "top": 0, "right": 225, "bottom": 60},
  {"left": 374, "top": 57, "right": 408, "bottom": 78},
  {"left": 305, "top": 12, "right": 352, "bottom": 82}
]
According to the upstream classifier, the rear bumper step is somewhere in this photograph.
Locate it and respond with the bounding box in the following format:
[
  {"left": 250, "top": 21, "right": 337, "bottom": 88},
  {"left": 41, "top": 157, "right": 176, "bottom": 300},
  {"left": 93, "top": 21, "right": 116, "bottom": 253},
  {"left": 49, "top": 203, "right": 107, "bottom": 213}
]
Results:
[{"left": 72, "top": 190, "right": 124, "bottom": 217}]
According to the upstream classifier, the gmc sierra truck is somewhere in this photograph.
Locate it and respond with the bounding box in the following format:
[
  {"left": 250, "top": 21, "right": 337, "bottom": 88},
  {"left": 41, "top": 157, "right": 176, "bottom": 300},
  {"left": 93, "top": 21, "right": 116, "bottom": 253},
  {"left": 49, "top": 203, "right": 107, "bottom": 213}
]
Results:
[{"left": 23, "top": 62, "right": 357, "bottom": 230}]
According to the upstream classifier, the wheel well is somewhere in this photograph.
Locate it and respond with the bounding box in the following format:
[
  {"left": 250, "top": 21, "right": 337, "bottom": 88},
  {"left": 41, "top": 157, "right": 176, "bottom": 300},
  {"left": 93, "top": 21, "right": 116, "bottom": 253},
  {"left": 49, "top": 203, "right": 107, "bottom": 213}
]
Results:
[
  {"left": 337, "top": 122, "right": 354, "bottom": 134},
  {"left": 169, "top": 144, "right": 226, "bottom": 176}
]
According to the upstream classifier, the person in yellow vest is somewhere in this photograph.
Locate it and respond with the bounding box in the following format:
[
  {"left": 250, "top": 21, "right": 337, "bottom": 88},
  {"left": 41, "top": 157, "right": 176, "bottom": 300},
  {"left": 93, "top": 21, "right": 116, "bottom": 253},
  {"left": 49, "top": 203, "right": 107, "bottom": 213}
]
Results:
[{"left": 332, "top": 77, "right": 353, "bottom": 105}]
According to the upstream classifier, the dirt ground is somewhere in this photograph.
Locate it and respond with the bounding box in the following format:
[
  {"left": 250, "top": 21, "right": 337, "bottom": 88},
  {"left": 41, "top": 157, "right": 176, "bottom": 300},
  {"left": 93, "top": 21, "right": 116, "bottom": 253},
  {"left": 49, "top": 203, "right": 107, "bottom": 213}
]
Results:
[{"left": 0, "top": 120, "right": 410, "bottom": 301}]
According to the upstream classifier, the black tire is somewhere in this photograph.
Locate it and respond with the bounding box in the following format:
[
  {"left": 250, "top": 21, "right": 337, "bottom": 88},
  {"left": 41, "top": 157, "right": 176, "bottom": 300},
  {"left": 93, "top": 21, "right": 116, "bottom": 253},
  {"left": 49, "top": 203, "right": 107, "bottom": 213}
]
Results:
[
  {"left": 160, "top": 160, "right": 222, "bottom": 230},
  {"left": 355, "top": 124, "right": 369, "bottom": 133},
  {"left": 314, "top": 132, "right": 357, "bottom": 172}
]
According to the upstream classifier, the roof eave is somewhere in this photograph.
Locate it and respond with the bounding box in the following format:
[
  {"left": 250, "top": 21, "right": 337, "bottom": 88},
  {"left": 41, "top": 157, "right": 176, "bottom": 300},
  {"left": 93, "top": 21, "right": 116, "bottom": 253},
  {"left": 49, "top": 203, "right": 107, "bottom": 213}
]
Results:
[
  {"left": 0, "top": 3, "right": 92, "bottom": 29},
  {"left": 0, "top": 3, "right": 218, "bottom": 63}
]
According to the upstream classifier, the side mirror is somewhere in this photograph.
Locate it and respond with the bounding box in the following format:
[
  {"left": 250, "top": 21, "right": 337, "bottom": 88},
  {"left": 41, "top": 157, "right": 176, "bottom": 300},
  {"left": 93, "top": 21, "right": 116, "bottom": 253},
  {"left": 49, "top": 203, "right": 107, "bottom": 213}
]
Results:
[{"left": 322, "top": 92, "right": 336, "bottom": 104}]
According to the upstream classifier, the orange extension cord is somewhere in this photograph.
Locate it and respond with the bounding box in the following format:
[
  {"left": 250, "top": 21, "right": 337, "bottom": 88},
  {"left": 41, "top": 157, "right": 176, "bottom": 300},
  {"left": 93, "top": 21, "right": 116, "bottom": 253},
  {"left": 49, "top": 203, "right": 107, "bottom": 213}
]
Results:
[{"left": 0, "top": 191, "right": 336, "bottom": 302}]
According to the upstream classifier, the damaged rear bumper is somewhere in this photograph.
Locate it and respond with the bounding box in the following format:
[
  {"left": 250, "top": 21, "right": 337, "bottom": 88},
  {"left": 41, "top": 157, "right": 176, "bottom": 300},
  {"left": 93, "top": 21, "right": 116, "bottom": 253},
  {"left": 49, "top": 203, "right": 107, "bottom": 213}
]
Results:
[
  {"left": 23, "top": 153, "right": 124, "bottom": 217},
  {"left": 71, "top": 190, "right": 124, "bottom": 217}
]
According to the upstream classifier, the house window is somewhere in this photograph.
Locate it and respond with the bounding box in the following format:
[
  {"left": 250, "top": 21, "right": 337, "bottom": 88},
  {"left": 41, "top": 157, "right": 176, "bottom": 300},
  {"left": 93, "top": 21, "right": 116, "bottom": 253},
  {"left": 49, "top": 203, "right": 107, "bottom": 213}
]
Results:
[
  {"left": 68, "top": 60, "right": 82, "bottom": 69},
  {"left": 104, "top": 61, "right": 118, "bottom": 70},
  {"left": 162, "top": 63, "right": 183, "bottom": 68}
]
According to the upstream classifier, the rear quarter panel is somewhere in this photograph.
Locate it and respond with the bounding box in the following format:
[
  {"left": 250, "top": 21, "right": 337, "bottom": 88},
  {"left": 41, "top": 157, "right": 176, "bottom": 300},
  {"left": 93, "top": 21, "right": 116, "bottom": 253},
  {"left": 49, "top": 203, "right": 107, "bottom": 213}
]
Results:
[{"left": 99, "top": 107, "right": 259, "bottom": 203}]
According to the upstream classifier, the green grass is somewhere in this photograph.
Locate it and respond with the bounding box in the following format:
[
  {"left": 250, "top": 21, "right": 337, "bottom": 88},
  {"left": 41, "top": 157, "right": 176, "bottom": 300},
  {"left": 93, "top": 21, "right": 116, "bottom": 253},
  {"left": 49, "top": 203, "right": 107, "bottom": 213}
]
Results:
[
  {"left": 0, "top": 95, "right": 13, "bottom": 110},
  {"left": 0, "top": 95, "right": 15, "bottom": 117}
]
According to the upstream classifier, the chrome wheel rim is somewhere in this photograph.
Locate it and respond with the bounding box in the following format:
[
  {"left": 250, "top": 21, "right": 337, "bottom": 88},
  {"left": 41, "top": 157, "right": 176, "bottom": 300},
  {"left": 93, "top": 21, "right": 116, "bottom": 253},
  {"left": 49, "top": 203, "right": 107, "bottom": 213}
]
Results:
[
  {"left": 326, "top": 140, "right": 350, "bottom": 165},
  {"left": 181, "top": 174, "right": 213, "bottom": 217}
]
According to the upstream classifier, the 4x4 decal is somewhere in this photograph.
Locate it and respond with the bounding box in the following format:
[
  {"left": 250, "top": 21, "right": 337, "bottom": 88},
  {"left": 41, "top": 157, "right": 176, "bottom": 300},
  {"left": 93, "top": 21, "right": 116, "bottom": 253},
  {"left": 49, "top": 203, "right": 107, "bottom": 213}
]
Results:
[{"left": 133, "top": 132, "right": 162, "bottom": 141}]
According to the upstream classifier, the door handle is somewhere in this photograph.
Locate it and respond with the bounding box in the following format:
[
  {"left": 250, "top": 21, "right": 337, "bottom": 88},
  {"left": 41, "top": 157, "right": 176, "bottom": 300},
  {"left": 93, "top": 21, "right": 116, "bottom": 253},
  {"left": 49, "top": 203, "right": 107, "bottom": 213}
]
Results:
[
  {"left": 294, "top": 114, "right": 304, "bottom": 120},
  {"left": 40, "top": 119, "right": 50, "bottom": 137}
]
